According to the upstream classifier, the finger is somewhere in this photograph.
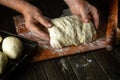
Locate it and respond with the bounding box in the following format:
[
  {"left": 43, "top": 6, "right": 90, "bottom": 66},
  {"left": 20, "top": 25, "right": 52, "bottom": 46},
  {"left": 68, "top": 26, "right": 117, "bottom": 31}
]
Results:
[
  {"left": 80, "top": 8, "right": 90, "bottom": 23},
  {"left": 90, "top": 7, "right": 99, "bottom": 29},
  {"left": 36, "top": 15, "right": 53, "bottom": 28},
  {"left": 26, "top": 23, "right": 50, "bottom": 40}
]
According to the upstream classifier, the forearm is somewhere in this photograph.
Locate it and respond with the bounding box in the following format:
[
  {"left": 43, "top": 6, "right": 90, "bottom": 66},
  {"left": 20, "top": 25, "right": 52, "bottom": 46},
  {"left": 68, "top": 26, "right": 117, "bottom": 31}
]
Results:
[
  {"left": 0, "top": 0, "right": 32, "bottom": 14},
  {"left": 64, "top": 0, "right": 84, "bottom": 7}
]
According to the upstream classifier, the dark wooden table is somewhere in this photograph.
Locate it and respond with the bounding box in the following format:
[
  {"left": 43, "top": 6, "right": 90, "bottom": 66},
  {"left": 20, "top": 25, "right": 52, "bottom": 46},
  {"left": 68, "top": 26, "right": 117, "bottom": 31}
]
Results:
[{"left": 0, "top": 0, "right": 120, "bottom": 80}]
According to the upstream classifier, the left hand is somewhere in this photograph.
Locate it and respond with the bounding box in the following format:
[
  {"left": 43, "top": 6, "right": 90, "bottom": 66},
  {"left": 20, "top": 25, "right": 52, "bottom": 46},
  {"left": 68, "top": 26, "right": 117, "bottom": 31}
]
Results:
[{"left": 22, "top": 3, "right": 53, "bottom": 40}]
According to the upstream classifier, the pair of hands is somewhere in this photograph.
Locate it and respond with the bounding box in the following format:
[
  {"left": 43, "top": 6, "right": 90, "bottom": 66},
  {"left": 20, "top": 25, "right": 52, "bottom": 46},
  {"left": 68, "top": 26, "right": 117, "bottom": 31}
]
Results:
[{"left": 23, "top": 0, "right": 99, "bottom": 40}]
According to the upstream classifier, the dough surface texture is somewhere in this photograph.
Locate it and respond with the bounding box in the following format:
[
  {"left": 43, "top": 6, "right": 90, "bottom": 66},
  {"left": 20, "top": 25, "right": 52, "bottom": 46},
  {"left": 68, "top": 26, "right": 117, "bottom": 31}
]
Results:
[
  {"left": 48, "top": 16, "right": 97, "bottom": 48},
  {"left": 0, "top": 35, "right": 2, "bottom": 43},
  {"left": 2, "top": 36, "right": 23, "bottom": 59},
  {"left": 0, "top": 51, "right": 8, "bottom": 75}
]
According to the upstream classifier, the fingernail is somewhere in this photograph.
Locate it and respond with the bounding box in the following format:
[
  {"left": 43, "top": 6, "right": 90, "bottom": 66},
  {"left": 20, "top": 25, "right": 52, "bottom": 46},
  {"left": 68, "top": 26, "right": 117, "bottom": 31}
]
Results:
[
  {"left": 47, "top": 23, "right": 53, "bottom": 28},
  {"left": 83, "top": 18, "right": 89, "bottom": 22}
]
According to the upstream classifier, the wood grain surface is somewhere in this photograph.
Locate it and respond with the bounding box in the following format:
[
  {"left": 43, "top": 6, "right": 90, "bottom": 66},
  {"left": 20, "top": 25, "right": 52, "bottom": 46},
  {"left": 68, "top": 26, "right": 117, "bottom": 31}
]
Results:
[{"left": 105, "top": 0, "right": 118, "bottom": 51}]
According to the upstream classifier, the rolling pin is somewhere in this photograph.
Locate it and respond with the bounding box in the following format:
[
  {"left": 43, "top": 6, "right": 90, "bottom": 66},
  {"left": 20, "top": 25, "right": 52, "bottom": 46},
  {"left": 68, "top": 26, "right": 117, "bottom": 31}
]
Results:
[{"left": 106, "top": 0, "right": 118, "bottom": 51}]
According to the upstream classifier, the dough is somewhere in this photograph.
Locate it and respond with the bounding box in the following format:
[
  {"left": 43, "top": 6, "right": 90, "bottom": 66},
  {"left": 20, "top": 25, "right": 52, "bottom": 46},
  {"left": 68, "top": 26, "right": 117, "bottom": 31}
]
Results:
[
  {"left": 0, "top": 35, "right": 2, "bottom": 43},
  {"left": 48, "top": 16, "right": 97, "bottom": 48},
  {"left": 0, "top": 51, "right": 8, "bottom": 75},
  {"left": 2, "top": 36, "right": 23, "bottom": 59}
]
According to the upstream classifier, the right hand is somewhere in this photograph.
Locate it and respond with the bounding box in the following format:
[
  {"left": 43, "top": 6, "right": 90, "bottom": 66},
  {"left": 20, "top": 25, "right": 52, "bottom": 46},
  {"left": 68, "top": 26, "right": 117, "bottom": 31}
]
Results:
[
  {"left": 22, "top": 5, "right": 53, "bottom": 40},
  {"left": 64, "top": 0, "right": 99, "bottom": 29}
]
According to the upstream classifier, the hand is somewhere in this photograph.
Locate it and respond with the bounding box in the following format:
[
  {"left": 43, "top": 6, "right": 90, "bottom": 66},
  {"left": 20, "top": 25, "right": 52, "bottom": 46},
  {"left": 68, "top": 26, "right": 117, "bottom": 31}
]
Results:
[
  {"left": 22, "top": 5, "right": 53, "bottom": 40},
  {"left": 65, "top": 0, "right": 99, "bottom": 29},
  {"left": 0, "top": 0, "right": 53, "bottom": 40}
]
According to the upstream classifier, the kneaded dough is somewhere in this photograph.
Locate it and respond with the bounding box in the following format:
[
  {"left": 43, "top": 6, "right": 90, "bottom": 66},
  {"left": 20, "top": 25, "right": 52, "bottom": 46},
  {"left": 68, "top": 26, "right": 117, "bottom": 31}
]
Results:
[
  {"left": 48, "top": 16, "right": 97, "bottom": 48},
  {"left": 0, "top": 51, "right": 8, "bottom": 75},
  {"left": 2, "top": 36, "right": 23, "bottom": 59},
  {"left": 0, "top": 35, "right": 2, "bottom": 43}
]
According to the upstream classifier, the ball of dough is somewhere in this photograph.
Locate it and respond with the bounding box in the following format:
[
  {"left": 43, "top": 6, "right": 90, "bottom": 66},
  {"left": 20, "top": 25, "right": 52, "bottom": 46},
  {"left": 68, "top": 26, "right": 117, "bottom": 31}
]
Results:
[
  {"left": 0, "top": 35, "right": 2, "bottom": 43},
  {"left": 2, "top": 36, "right": 23, "bottom": 59},
  {"left": 0, "top": 51, "right": 8, "bottom": 75},
  {"left": 48, "top": 16, "right": 97, "bottom": 48}
]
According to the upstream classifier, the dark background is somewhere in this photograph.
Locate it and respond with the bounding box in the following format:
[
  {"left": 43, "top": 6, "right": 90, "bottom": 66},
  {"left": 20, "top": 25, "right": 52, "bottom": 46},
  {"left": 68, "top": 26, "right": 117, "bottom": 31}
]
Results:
[
  {"left": 0, "top": 0, "right": 119, "bottom": 80},
  {"left": 0, "top": 0, "right": 111, "bottom": 33}
]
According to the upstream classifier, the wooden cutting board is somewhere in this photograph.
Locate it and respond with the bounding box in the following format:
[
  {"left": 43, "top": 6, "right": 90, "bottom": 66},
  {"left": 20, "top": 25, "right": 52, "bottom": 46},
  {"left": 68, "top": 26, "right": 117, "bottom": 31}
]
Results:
[{"left": 13, "top": 14, "right": 119, "bottom": 62}]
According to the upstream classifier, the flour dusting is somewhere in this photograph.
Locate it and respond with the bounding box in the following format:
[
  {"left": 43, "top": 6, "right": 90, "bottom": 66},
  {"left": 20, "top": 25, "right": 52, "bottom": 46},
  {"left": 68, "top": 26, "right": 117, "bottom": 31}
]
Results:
[
  {"left": 75, "top": 56, "right": 93, "bottom": 68},
  {"left": 60, "top": 59, "right": 69, "bottom": 72}
]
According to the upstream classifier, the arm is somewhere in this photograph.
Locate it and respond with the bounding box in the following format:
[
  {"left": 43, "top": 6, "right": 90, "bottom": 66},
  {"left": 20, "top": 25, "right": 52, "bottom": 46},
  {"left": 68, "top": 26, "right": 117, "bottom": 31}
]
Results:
[
  {"left": 0, "top": 0, "right": 52, "bottom": 40},
  {"left": 0, "top": 0, "right": 31, "bottom": 13},
  {"left": 64, "top": 0, "right": 99, "bottom": 29}
]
